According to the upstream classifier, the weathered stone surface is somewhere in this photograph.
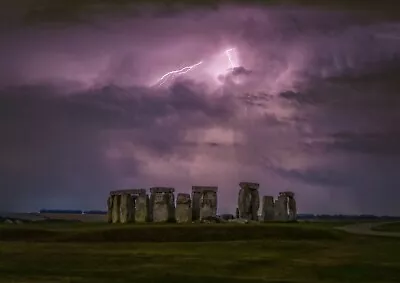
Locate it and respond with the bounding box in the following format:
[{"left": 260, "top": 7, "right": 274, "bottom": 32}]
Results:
[
  {"left": 191, "top": 190, "right": 202, "bottom": 221},
  {"left": 128, "top": 195, "right": 136, "bottom": 222},
  {"left": 107, "top": 188, "right": 149, "bottom": 223},
  {"left": 110, "top": 189, "right": 146, "bottom": 196},
  {"left": 150, "top": 187, "right": 175, "bottom": 194},
  {"left": 274, "top": 195, "right": 289, "bottom": 221},
  {"left": 148, "top": 193, "right": 154, "bottom": 222},
  {"left": 261, "top": 196, "right": 275, "bottom": 221},
  {"left": 288, "top": 197, "right": 297, "bottom": 221},
  {"left": 199, "top": 189, "right": 218, "bottom": 220},
  {"left": 192, "top": 186, "right": 218, "bottom": 221},
  {"left": 251, "top": 189, "right": 260, "bottom": 220},
  {"left": 135, "top": 194, "right": 149, "bottom": 223},
  {"left": 239, "top": 182, "right": 260, "bottom": 190},
  {"left": 111, "top": 195, "right": 121, "bottom": 223},
  {"left": 238, "top": 182, "right": 260, "bottom": 220},
  {"left": 150, "top": 187, "right": 175, "bottom": 222},
  {"left": 279, "top": 191, "right": 295, "bottom": 198},
  {"left": 175, "top": 193, "right": 192, "bottom": 223},
  {"left": 192, "top": 186, "right": 218, "bottom": 193},
  {"left": 120, "top": 194, "right": 130, "bottom": 224},
  {"left": 277, "top": 191, "right": 297, "bottom": 221},
  {"left": 107, "top": 195, "right": 113, "bottom": 223}
]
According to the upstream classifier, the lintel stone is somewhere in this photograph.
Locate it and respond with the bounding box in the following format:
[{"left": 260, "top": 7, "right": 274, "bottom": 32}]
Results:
[
  {"left": 110, "top": 189, "right": 146, "bottom": 196},
  {"left": 150, "top": 187, "right": 175, "bottom": 193},
  {"left": 279, "top": 191, "right": 295, "bottom": 198},
  {"left": 192, "top": 186, "right": 218, "bottom": 193},
  {"left": 239, "top": 182, "right": 260, "bottom": 190}
]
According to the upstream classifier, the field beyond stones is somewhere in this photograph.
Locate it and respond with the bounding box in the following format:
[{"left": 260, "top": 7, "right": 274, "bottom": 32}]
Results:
[{"left": 0, "top": 222, "right": 399, "bottom": 283}]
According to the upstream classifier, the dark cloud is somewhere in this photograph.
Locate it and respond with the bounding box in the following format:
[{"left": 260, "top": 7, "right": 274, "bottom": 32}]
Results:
[
  {"left": 0, "top": 82, "right": 237, "bottom": 211},
  {"left": 231, "top": 66, "right": 252, "bottom": 76},
  {"left": 322, "top": 132, "right": 400, "bottom": 155}
]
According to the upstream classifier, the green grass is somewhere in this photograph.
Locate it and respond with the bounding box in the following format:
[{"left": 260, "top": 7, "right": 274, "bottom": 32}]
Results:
[
  {"left": 372, "top": 222, "right": 400, "bottom": 232},
  {"left": 0, "top": 222, "right": 399, "bottom": 283},
  {"left": 0, "top": 222, "right": 343, "bottom": 242}
]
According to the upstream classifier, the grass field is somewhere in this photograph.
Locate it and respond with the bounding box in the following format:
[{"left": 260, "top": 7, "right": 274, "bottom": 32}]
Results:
[
  {"left": 0, "top": 222, "right": 399, "bottom": 283},
  {"left": 372, "top": 222, "right": 400, "bottom": 232}
]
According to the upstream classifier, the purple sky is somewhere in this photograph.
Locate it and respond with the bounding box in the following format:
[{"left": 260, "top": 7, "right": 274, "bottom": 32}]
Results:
[{"left": 1, "top": 2, "right": 400, "bottom": 215}]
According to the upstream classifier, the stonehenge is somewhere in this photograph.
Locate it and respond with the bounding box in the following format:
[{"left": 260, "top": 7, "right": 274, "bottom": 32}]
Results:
[{"left": 107, "top": 183, "right": 297, "bottom": 224}]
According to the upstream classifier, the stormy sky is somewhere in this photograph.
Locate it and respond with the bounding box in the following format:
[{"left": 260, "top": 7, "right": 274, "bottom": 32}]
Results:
[{"left": 1, "top": 1, "right": 400, "bottom": 215}]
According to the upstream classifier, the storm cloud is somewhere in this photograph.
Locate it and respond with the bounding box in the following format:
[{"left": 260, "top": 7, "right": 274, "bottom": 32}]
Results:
[{"left": 0, "top": 1, "right": 399, "bottom": 215}]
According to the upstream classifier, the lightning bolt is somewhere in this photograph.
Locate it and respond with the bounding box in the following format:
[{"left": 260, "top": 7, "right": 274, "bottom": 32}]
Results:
[
  {"left": 225, "top": 48, "right": 236, "bottom": 69},
  {"left": 156, "top": 61, "right": 203, "bottom": 86},
  {"left": 154, "top": 47, "right": 239, "bottom": 87}
]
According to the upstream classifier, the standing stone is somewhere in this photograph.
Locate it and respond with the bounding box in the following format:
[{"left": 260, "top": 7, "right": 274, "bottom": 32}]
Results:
[
  {"left": 196, "top": 187, "right": 218, "bottom": 220},
  {"left": 286, "top": 192, "right": 297, "bottom": 221},
  {"left": 168, "top": 190, "right": 175, "bottom": 221},
  {"left": 128, "top": 195, "right": 136, "bottom": 222},
  {"left": 120, "top": 193, "right": 130, "bottom": 224},
  {"left": 148, "top": 193, "right": 154, "bottom": 222},
  {"left": 200, "top": 191, "right": 217, "bottom": 219},
  {"left": 135, "top": 194, "right": 148, "bottom": 223},
  {"left": 107, "top": 195, "right": 113, "bottom": 223},
  {"left": 122, "top": 189, "right": 148, "bottom": 223},
  {"left": 251, "top": 189, "right": 260, "bottom": 220},
  {"left": 192, "top": 186, "right": 218, "bottom": 221},
  {"left": 274, "top": 193, "right": 289, "bottom": 221},
  {"left": 191, "top": 188, "right": 202, "bottom": 221},
  {"left": 108, "top": 189, "right": 149, "bottom": 224},
  {"left": 238, "top": 182, "right": 260, "bottom": 220},
  {"left": 261, "top": 196, "right": 275, "bottom": 221},
  {"left": 111, "top": 194, "right": 121, "bottom": 223},
  {"left": 175, "top": 193, "right": 192, "bottom": 223},
  {"left": 150, "top": 187, "right": 175, "bottom": 223}
]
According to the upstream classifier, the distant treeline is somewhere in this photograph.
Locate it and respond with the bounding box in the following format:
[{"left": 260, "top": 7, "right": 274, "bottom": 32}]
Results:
[
  {"left": 39, "top": 209, "right": 107, "bottom": 215},
  {"left": 297, "top": 214, "right": 400, "bottom": 220}
]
